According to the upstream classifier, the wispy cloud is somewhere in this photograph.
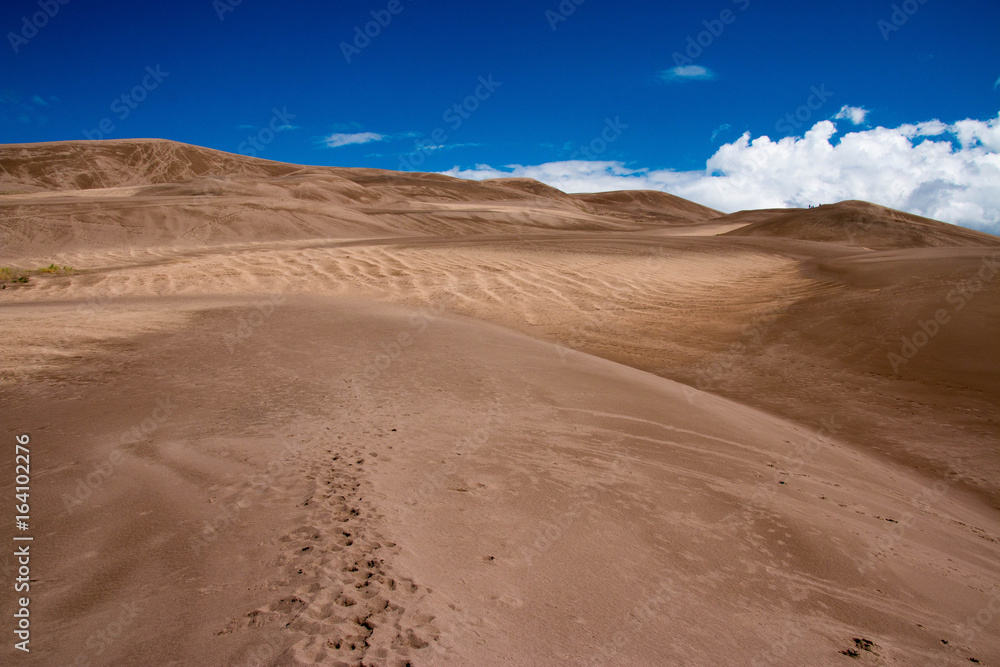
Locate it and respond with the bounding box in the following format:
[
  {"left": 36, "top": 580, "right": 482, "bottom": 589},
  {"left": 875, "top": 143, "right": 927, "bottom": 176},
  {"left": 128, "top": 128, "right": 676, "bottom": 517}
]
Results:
[
  {"left": 418, "top": 142, "right": 483, "bottom": 153},
  {"left": 0, "top": 91, "right": 55, "bottom": 126},
  {"left": 711, "top": 123, "right": 732, "bottom": 142},
  {"left": 660, "top": 65, "right": 716, "bottom": 82},
  {"left": 323, "top": 131, "right": 386, "bottom": 148},
  {"left": 834, "top": 105, "right": 868, "bottom": 125},
  {"left": 995, "top": 75, "right": 1000, "bottom": 89}
]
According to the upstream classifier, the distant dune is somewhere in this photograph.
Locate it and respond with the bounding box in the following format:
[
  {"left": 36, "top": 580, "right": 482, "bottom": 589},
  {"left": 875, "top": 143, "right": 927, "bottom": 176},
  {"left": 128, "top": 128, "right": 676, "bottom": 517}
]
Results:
[
  {"left": 0, "top": 138, "right": 302, "bottom": 191},
  {"left": 573, "top": 188, "right": 724, "bottom": 224},
  {"left": 0, "top": 140, "right": 727, "bottom": 261},
  {"left": 722, "top": 200, "right": 1000, "bottom": 249},
  {"left": 2, "top": 139, "right": 997, "bottom": 666}
]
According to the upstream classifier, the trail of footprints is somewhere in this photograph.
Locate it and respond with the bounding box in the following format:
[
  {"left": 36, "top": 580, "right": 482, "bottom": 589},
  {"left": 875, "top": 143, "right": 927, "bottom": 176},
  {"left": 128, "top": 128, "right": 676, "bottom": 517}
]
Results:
[{"left": 220, "top": 443, "right": 439, "bottom": 666}]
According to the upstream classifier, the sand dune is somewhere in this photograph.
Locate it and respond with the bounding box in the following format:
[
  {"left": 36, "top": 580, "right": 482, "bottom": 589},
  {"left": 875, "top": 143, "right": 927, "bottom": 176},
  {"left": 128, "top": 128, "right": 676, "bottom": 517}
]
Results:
[
  {"left": 722, "top": 200, "right": 1000, "bottom": 249},
  {"left": 1, "top": 140, "right": 998, "bottom": 666},
  {"left": 0, "top": 139, "right": 303, "bottom": 191},
  {"left": 572, "top": 189, "right": 723, "bottom": 224},
  {"left": 1, "top": 141, "right": 697, "bottom": 262}
]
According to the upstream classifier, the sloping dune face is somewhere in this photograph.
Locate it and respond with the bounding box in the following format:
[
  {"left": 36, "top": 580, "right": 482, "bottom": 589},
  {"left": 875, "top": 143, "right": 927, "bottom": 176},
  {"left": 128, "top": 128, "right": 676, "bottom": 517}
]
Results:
[
  {"left": 722, "top": 200, "right": 1000, "bottom": 249},
  {"left": 1, "top": 140, "right": 998, "bottom": 666},
  {"left": 1, "top": 140, "right": 715, "bottom": 261},
  {"left": 572, "top": 188, "right": 724, "bottom": 224},
  {"left": 0, "top": 138, "right": 302, "bottom": 191}
]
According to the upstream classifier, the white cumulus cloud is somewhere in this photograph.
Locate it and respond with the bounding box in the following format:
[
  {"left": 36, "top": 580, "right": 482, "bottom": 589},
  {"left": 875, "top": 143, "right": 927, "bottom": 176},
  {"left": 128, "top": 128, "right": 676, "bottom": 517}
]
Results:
[
  {"left": 834, "top": 105, "right": 868, "bottom": 125},
  {"left": 323, "top": 131, "right": 385, "bottom": 148},
  {"left": 440, "top": 112, "right": 1000, "bottom": 235}
]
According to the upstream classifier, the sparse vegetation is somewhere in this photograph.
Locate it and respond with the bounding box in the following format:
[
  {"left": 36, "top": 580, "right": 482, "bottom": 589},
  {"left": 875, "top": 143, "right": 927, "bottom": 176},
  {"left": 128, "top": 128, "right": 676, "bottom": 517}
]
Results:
[
  {"left": 36, "top": 263, "right": 74, "bottom": 274},
  {"left": 0, "top": 267, "right": 29, "bottom": 286},
  {"left": 0, "top": 264, "right": 74, "bottom": 288}
]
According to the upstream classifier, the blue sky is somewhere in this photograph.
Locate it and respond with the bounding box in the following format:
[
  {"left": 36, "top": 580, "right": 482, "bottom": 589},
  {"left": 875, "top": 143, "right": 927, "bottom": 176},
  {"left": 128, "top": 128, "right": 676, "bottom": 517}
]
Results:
[{"left": 3, "top": 0, "right": 1000, "bottom": 229}]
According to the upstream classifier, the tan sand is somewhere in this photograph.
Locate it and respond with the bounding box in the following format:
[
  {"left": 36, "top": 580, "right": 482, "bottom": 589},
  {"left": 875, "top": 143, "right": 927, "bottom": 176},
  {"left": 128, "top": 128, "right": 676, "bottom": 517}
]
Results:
[{"left": 1, "top": 139, "right": 998, "bottom": 666}]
